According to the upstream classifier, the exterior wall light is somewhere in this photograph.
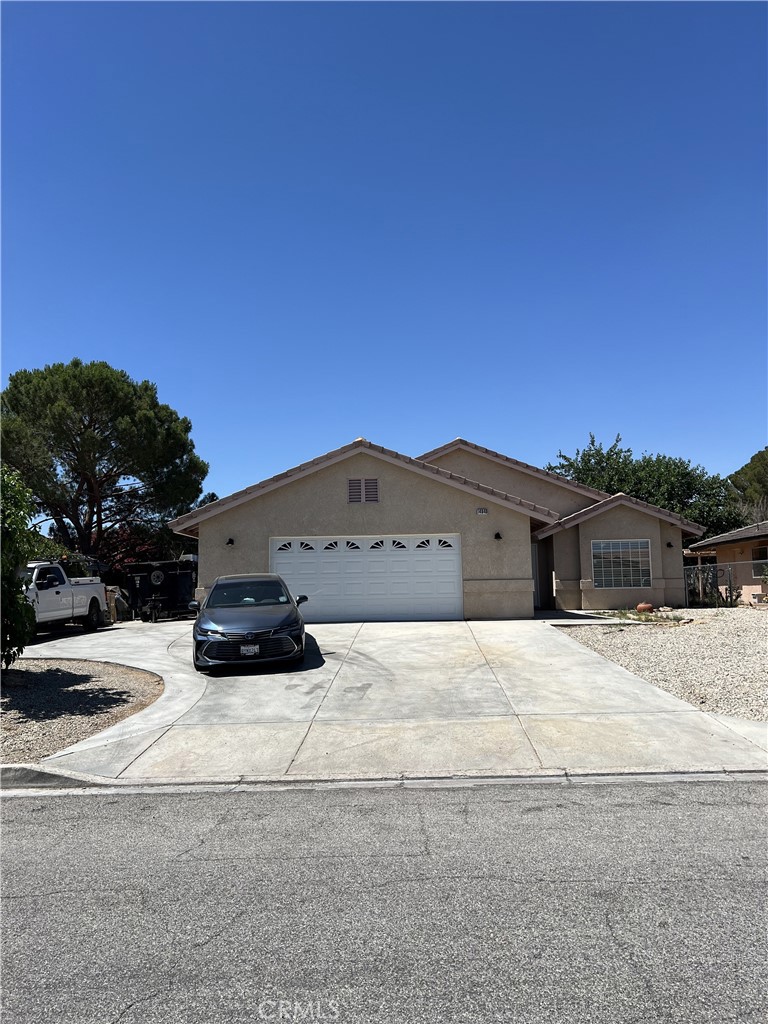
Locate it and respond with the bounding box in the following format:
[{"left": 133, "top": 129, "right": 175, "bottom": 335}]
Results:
[
  {"left": 494, "top": 532, "right": 503, "bottom": 540},
  {"left": 226, "top": 538, "right": 235, "bottom": 546},
  {"left": 666, "top": 542, "right": 674, "bottom": 548}
]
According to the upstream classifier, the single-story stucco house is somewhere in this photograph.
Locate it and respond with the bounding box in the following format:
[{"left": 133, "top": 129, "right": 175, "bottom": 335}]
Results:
[
  {"left": 168, "top": 438, "right": 705, "bottom": 622},
  {"left": 688, "top": 521, "right": 768, "bottom": 605}
]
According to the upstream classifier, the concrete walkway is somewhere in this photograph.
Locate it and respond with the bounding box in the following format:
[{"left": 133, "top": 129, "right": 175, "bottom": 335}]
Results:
[{"left": 16, "top": 619, "right": 768, "bottom": 783}]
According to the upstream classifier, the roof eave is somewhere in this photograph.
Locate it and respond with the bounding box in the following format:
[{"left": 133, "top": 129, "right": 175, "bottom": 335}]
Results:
[
  {"left": 417, "top": 438, "right": 613, "bottom": 502},
  {"left": 532, "top": 494, "right": 706, "bottom": 541},
  {"left": 168, "top": 438, "right": 562, "bottom": 534}
]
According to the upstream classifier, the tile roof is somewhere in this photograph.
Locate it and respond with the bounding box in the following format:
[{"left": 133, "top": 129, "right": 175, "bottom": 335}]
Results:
[
  {"left": 417, "top": 438, "right": 612, "bottom": 501},
  {"left": 532, "top": 492, "right": 705, "bottom": 540},
  {"left": 168, "top": 438, "right": 561, "bottom": 537},
  {"left": 688, "top": 521, "right": 768, "bottom": 549}
]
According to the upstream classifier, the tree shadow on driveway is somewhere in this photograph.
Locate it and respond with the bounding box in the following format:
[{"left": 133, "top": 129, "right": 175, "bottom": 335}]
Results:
[{"left": 1, "top": 664, "right": 135, "bottom": 722}]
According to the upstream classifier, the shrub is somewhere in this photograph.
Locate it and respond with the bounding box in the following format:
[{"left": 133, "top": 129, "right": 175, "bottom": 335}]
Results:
[{"left": 1, "top": 466, "right": 37, "bottom": 668}]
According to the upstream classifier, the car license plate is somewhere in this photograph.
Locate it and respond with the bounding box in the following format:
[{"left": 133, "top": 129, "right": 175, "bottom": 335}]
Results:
[{"left": 240, "top": 644, "right": 259, "bottom": 656}]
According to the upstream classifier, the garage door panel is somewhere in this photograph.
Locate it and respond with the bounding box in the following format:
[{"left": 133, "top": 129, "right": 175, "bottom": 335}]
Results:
[
  {"left": 392, "top": 581, "right": 414, "bottom": 596},
  {"left": 270, "top": 535, "right": 462, "bottom": 622},
  {"left": 436, "top": 580, "right": 460, "bottom": 595}
]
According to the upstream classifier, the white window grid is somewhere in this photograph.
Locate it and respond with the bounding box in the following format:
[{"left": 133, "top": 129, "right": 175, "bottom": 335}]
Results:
[{"left": 591, "top": 539, "right": 651, "bottom": 589}]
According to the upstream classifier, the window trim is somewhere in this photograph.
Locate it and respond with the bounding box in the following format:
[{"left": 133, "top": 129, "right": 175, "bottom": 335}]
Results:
[
  {"left": 591, "top": 539, "right": 652, "bottom": 589},
  {"left": 751, "top": 546, "right": 768, "bottom": 579}
]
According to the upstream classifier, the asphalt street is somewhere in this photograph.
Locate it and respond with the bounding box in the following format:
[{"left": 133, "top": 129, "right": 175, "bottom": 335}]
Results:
[{"left": 2, "top": 779, "right": 766, "bottom": 1024}]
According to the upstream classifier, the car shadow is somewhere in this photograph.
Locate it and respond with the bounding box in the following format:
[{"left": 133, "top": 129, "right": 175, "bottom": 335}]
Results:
[
  {"left": 24, "top": 624, "right": 91, "bottom": 645},
  {"left": 206, "top": 634, "right": 326, "bottom": 677},
  {"left": 1, "top": 664, "right": 135, "bottom": 721}
]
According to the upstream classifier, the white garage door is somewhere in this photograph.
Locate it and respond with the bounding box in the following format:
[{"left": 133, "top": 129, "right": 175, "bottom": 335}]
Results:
[{"left": 270, "top": 534, "right": 463, "bottom": 623}]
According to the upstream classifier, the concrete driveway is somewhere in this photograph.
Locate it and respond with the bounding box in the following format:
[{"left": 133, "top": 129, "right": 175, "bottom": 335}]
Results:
[{"left": 20, "top": 619, "right": 768, "bottom": 783}]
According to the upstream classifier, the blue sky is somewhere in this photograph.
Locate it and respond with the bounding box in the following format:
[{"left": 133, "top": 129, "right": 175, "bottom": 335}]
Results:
[{"left": 3, "top": 1, "right": 766, "bottom": 500}]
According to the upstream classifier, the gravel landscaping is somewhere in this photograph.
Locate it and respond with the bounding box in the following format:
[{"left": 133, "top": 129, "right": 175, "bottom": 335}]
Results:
[
  {"left": 1, "top": 659, "right": 163, "bottom": 764},
  {"left": 566, "top": 607, "right": 768, "bottom": 722}
]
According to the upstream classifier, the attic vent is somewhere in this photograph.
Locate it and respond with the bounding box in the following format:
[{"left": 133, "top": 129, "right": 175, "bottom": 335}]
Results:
[
  {"left": 364, "top": 478, "right": 379, "bottom": 503},
  {"left": 348, "top": 478, "right": 379, "bottom": 503},
  {"left": 348, "top": 479, "right": 362, "bottom": 503}
]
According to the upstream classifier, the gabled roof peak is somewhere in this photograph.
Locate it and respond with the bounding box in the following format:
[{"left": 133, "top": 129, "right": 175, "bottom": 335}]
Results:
[
  {"left": 417, "top": 438, "right": 612, "bottom": 502},
  {"left": 169, "top": 437, "right": 561, "bottom": 537},
  {"left": 533, "top": 492, "right": 705, "bottom": 541}
]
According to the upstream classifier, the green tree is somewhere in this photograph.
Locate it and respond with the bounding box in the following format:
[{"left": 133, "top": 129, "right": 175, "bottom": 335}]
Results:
[
  {"left": 1, "top": 360, "right": 209, "bottom": 559},
  {"left": 630, "top": 453, "right": 745, "bottom": 537},
  {"left": 547, "top": 434, "right": 746, "bottom": 538},
  {"left": 729, "top": 447, "right": 768, "bottom": 523},
  {"left": 96, "top": 491, "right": 219, "bottom": 572},
  {"left": 1, "top": 466, "right": 38, "bottom": 668},
  {"left": 546, "top": 434, "right": 635, "bottom": 494}
]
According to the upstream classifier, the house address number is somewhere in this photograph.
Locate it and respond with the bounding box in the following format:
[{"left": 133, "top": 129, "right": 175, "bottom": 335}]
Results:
[{"left": 476, "top": 508, "right": 488, "bottom": 515}]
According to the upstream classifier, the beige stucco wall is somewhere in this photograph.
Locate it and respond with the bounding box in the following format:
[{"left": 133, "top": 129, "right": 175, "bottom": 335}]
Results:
[
  {"left": 710, "top": 541, "right": 767, "bottom": 603},
  {"left": 425, "top": 449, "right": 597, "bottom": 516},
  {"left": 552, "top": 506, "right": 689, "bottom": 610},
  {"left": 194, "top": 452, "right": 535, "bottom": 619}
]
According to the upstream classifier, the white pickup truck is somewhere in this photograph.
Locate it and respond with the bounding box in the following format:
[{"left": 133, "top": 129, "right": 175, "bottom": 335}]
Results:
[{"left": 22, "top": 561, "right": 110, "bottom": 631}]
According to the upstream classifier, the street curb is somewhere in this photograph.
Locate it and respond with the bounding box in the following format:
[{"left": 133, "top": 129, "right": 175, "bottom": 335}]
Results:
[
  {"left": 1, "top": 764, "right": 97, "bottom": 789},
  {"left": 2, "top": 762, "right": 767, "bottom": 793}
]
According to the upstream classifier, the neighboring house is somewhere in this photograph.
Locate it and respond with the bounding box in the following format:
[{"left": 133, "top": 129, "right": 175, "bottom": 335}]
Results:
[
  {"left": 688, "top": 522, "right": 768, "bottom": 605},
  {"left": 168, "top": 438, "right": 704, "bottom": 622}
]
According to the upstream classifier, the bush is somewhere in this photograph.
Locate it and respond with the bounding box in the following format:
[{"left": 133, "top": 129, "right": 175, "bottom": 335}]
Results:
[{"left": 1, "top": 466, "right": 37, "bottom": 668}]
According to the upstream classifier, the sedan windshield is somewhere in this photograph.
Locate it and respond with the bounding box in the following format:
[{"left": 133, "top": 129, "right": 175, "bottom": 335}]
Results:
[{"left": 206, "top": 581, "right": 290, "bottom": 608}]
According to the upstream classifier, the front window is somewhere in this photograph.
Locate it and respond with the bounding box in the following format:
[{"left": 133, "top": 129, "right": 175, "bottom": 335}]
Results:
[
  {"left": 592, "top": 539, "right": 651, "bottom": 588},
  {"left": 751, "top": 546, "right": 768, "bottom": 579},
  {"left": 206, "top": 580, "right": 290, "bottom": 607}
]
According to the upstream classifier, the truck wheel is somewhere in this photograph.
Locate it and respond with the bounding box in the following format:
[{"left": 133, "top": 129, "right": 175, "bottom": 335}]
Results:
[{"left": 83, "top": 600, "right": 101, "bottom": 632}]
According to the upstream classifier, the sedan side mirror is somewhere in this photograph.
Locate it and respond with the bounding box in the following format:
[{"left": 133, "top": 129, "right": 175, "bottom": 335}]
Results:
[
  {"left": 296, "top": 595, "right": 308, "bottom": 606},
  {"left": 188, "top": 600, "right": 200, "bottom": 612}
]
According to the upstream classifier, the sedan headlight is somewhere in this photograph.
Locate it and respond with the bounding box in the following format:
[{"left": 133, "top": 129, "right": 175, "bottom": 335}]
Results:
[
  {"left": 273, "top": 622, "right": 302, "bottom": 636},
  {"left": 196, "top": 625, "right": 225, "bottom": 636}
]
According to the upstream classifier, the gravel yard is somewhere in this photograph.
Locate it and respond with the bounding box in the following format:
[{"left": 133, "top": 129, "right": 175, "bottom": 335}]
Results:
[
  {"left": 566, "top": 607, "right": 768, "bottom": 721},
  {"left": 1, "top": 659, "right": 162, "bottom": 764}
]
